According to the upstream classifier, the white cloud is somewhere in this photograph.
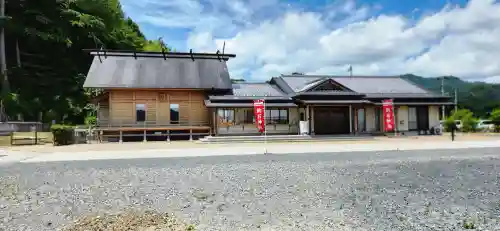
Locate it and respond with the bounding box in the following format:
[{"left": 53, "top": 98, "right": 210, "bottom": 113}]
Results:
[
  {"left": 484, "top": 76, "right": 500, "bottom": 83},
  {"left": 124, "top": 0, "right": 500, "bottom": 82}
]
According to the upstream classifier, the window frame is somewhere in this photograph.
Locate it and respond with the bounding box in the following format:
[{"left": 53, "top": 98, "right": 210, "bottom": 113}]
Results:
[
  {"left": 135, "top": 103, "right": 146, "bottom": 122},
  {"left": 265, "top": 108, "right": 289, "bottom": 125},
  {"left": 218, "top": 108, "right": 235, "bottom": 124},
  {"left": 408, "top": 107, "right": 418, "bottom": 130},
  {"left": 170, "top": 104, "right": 180, "bottom": 124},
  {"left": 243, "top": 109, "right": 255, "bottom": 124}
]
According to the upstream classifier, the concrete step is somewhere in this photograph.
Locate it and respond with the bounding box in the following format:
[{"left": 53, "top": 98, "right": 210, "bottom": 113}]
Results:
[{"left": 197, "top": 135, "right": 374, "bottom": 143}]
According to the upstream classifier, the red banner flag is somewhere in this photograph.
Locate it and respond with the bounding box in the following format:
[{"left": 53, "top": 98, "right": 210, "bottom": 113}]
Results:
[
  {"left": 253, "top": 99, "right": 265, "bottom": 133},
  {"left": 382, "top": 99, "right": 395, "bottom": 132}
]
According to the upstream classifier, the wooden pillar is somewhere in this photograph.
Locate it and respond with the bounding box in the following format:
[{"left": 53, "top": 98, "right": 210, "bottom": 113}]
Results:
[
  {"left": 213, "top": 108, "right": 218, "bottom": 136},
  {"left": 297, "top": 107, "right": 301, "bottom": 134},
  {"left": 307, "top": 105, "right": 312, "bottom": 135},
  {"left": 354, "top": 108, "right": 358, "bottom": 134},
  {"left": 349, "top": 105, "right": 352, "bottom": 134}
]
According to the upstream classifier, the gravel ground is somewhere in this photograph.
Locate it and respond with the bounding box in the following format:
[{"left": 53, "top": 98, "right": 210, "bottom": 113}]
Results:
[{"left": 1, "top": 148, "right": 500, "bottom": 230}]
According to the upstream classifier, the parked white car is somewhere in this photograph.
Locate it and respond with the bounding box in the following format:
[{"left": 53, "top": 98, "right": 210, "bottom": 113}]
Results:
[
  {"left": 477, "top": 120, "right": 495, "bottom": 131},
  {"left": 438, "top": 120, "right": 462, "bottom": 131}
]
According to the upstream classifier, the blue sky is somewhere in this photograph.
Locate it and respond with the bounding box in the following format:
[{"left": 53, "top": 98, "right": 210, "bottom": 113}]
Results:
[{"left": 121, "top": 0, "right": 500, "bottom": 83}]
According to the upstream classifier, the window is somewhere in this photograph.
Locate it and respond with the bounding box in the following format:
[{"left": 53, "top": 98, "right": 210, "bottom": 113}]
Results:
[
  {"left": 244, "top": 109, "right": 255, "bottom": 123},
  {"left": 374, "top": 107, "right": 381, "bottom": 131},
  {"left": 408, "top": 107, "right": 417, "bottom": 130},
  {"left": 218, "top": 109, "right": 234, "bottom": 124},
  {"left": 170, "top": 104, "right": 179, "bottom": 124},
  {"left": 265, "top": 108, "right": 288, "bottom": 124},
  {"left": 136, "top": 104, "right": 146, "bottom": 122},
  {"left": 357, "top": 108, "right": 365, "bottom": 132},
  {"left": 300, "top": 112, "right": 305, "bottom": 121}
]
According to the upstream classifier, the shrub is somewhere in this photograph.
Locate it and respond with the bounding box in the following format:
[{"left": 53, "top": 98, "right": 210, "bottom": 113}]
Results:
[
  {"left": 490, "top": 108, "right": 500, "bottom": 132},
  {"left": 461, "top": 115, "right": 478, "bottom": 132},
  {"left": 51, "top": 124, "right": 75, "bottom": 146},
  {"left": 449, "top": 109, "right": 478, "bottom": 132},
  {"left": 443, "top": 116, "right": 456, "bottom": 132},
  {"left": 84, "top": 115, "right": 97, "bottom": 126}
]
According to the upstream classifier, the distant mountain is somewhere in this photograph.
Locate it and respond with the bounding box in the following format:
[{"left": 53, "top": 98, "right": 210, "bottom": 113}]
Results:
[{"left": 402, "top": 74, "right": 500, "bottom": 117}]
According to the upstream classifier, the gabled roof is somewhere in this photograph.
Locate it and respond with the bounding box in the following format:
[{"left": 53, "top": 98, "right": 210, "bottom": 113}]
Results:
[
  {"left": 297, "top": 77, "right": 354, "bottom": 93},
  {"left": 83, "top": 51, "right": 235, "bottom": 90},
  {"left": 331, "top": 76, "right": 429, "bottom": 94},
  {"left": 208, "top": 83, "right": 291, "bottom": 100},
  {"left": 277, "top": 74, "right": 443, "bottom": 98},
  {"left": 279, "top": 76, "right": 323, "bottom": 93}
]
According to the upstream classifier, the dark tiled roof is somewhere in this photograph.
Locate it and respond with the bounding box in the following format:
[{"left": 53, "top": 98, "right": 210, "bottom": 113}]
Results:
[
  {"left": 331, "top": 76, "right": 429, "bottom": 94},
  {"left": 364, "top": 93, "right": 445, "bottom": 98},
  {"left": 278, "top": 75, "right": 439, "bottom": 97},
  {"left": 298, "top": 100, "right": 372, "bottom": 104},
  {"left": 204, "top": 100, "right": 296, "bottom": 107},
  {"left": 232, "top": 83, "right": 287, "bottom": 97},
  {"left": 209, "top": 83, "right": 291, "bottom": 100},
  {"left": 279, "top": 76, "right": 323, "bottom": 92},
  {"left": 295, "top": 91, "right": 364, "bottom": 96},
  {"left": 83, "top": 55, "right": 232, "bottom": 89}
]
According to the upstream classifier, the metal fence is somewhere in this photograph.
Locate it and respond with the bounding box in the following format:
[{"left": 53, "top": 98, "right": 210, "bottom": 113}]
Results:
[{"left": 0, "top": 121, "right": 51, "bottom": 145}]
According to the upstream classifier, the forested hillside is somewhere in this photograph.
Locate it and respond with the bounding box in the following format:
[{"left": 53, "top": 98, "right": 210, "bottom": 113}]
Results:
[
  {"left": 0, "top": 0, "right": 165, "bottom": 124},
  {"left": 402, "top": 74, "right": 500, "bottom": 118}
]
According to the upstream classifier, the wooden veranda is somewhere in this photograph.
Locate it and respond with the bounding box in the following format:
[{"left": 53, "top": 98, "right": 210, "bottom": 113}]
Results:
[{"left": 94, "top": 122, "right": 211, "bottom": 143}]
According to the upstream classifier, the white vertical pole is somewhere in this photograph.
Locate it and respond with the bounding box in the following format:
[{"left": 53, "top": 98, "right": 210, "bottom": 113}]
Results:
[
  {"left": 263, "top": 99, "right": 267, "bottom": 154},
  {"left": 441, "top": 77, "right": 445, "bottom": 119},
  {"left": 454, "top": 88, "right": 458, "bottom": 113},
  {"left": 392, "top": 100, "right": 397, "bottom": 136}
]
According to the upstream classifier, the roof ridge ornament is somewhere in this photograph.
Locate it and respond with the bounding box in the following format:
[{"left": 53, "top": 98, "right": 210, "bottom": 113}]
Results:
[
  {"left": 158, "top": 37, "right": 167, "bottom": 60},
  {"left": 92, "top": 34, "right": 104, "bottom": 63},
  {"left": 189, "top": 49, "right": 195, "bottom": 61},
  {"left": 216, "top": 50, "right": 221, "bottom": 62},
  {"left": 99, "top": 46, "right": 107, "bottom": 59}
]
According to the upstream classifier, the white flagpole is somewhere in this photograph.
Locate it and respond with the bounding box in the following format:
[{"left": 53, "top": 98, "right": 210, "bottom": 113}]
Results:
[
  {"left": 263, "top": 99, "right": 267, "bottom": 154},
  {"left": 392, "top": 99, "right": 397, "bottom": 137}
]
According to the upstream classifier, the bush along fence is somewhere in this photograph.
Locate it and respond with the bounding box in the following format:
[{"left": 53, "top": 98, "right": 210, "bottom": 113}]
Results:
[{"left": 51, "top": 124, "right": 75, "bottom": 146}]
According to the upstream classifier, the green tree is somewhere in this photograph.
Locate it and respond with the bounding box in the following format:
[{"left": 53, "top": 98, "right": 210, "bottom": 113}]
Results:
[
  {"left": 449, "top": 109, "right": 478, "bottom": 132},
  {"left": 490, "top": 108, "right": 500, "bottom": 132},
  {"left": 1, "top": 0, "right": 168, "bottom": 124}
]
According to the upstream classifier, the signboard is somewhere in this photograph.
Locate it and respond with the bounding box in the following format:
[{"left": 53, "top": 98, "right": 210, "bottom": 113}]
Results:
[
  {"left": 382, "top": 99, "right": 395, "bottom": 132},
  {"left": 253, "top": 99, "right": 265, "bottom": 133}
]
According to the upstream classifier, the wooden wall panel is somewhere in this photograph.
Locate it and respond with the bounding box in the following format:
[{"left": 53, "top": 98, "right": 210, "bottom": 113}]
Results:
[
  {"left": 106, "top": 89, "right": 209, "bottom": 126},
  {"left": 146, "top": 101, "right": 157, "bottom": 122},
  {"left": 157, "top": 102, "right": 170, "bottom": 124},
  {"left": 110, "top": 102, "right": 134, "bottom": 124},
  {"left": 111, "top": 91, "right": 133, "bottom": 102},
  {"left": 178, "top": 103, "right": 190, "bottom": 122},
  {"left": 190, "top": 101, "right": 207, "bottom": 123},
  {"left": 134, "top": 91, "right": 156, "bottom": 101}
]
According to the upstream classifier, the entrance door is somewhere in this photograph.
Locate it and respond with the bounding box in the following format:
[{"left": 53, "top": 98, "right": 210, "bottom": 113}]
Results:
[
  {"left": 416, "top": 106, "right": 429, "bottom": 130},
  {"left": 313, "top": 107, "right": 350, "bottom": 135}
]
